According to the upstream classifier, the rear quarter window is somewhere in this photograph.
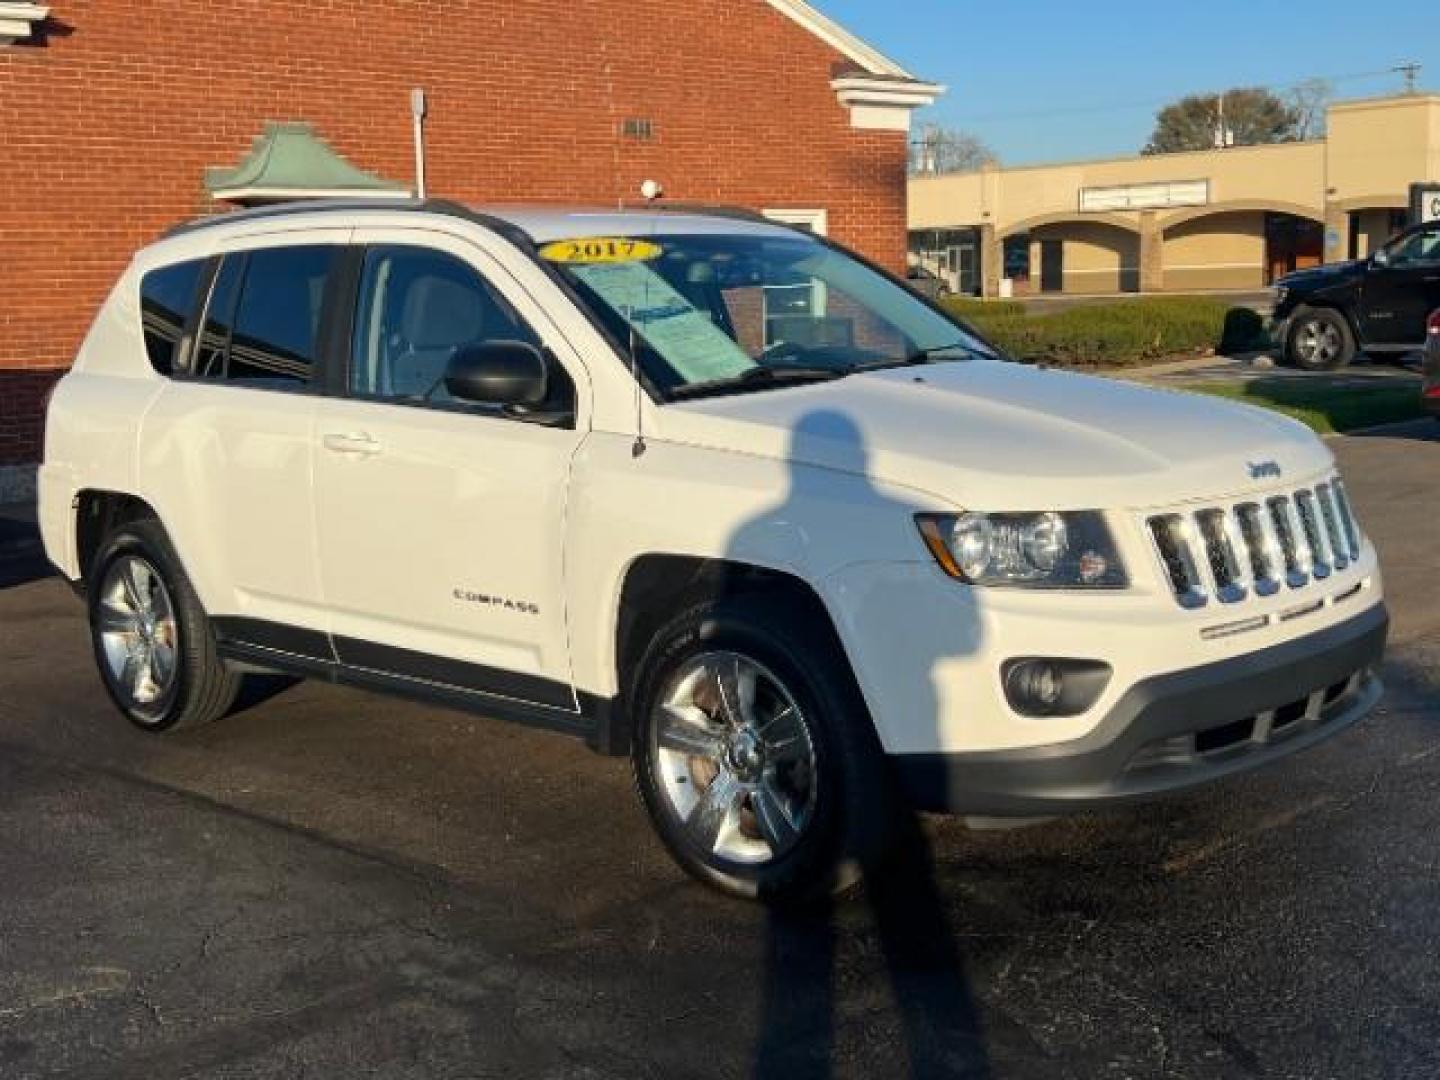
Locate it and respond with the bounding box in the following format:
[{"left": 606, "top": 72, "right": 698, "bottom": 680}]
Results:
[{"left": 139, "top": 259, "right": 207, "bottom": 374}]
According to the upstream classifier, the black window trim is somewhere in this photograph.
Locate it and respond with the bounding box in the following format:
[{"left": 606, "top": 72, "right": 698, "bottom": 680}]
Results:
[
  {"left": 138, "top": 257, "right": 211, "bottom": 376},
  {"left": 330, "top": 241, "right": 577, "bottom": 429}
]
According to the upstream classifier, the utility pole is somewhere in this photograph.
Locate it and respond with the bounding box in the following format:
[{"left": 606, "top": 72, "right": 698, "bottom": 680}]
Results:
[
  {"left": 1213, "top": 94, "right": 1234, "bottom": 149},
  {"left": 1394, "top": 62, "right": 1421, "bottom": 95}
]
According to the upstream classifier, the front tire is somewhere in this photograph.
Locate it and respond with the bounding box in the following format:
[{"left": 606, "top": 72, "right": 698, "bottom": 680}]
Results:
[
  {"left": 631, "top": 596, "right": 894, "bottom": 903},
  {"left": 88, "top": 519, "right": 239, "bottom": 732},
  {"left": 1286, "top": 308, "right": 1355, "bottom": 371}
]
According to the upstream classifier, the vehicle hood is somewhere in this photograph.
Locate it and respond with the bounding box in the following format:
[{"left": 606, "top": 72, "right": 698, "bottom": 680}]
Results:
[
  {"left": 654, "top": 361, "right": 1333, "bottom": 510},
  {"left": 1278, "top": 260, "right": 1363, "bottom": 289}
]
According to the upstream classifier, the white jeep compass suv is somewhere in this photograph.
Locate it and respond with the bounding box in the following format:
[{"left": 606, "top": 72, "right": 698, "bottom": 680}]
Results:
[{"left": 40, "top": 200, "right": 1388, "bottom": 901}]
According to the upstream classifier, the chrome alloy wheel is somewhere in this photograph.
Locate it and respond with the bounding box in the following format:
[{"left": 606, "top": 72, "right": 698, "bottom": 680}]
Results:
[
  {"left": 1295, "top": 317, "right": 1343, "bottom": 365},
  {"left": 651, "top": 651, "right": 818, "bottom": 866},
  {"left": 95, "top": 555, "right": 179, "bottom": 713}
]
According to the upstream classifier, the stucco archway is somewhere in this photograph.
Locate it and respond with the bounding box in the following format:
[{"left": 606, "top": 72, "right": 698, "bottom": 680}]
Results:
[{"left": 1158, "top": 199, "right": 1324, "bottom": 232}]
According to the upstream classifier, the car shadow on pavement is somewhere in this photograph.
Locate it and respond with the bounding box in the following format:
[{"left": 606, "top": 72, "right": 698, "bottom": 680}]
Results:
[{"left": 731, "top": 410, "right": 993, "bottom": 1078}]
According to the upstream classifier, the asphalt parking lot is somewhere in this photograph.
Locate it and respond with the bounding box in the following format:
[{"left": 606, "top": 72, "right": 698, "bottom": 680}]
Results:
[{"left": 1, "top": 421, "right": 1437, "bottom": 1079}]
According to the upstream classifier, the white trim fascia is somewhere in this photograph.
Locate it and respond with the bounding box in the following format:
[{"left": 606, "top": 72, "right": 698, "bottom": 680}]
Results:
[
  {"left": 0, "top": 2, "right": 49, "bottom": 45},
  {"left": 831, "top": 75, "right": 946, "bottom": 132},
  {"left": 764, "top": 0, "right": 911, "bottom": 78},
  {"left": 211, "top": 186, "right": 414, "bottom": 203}
]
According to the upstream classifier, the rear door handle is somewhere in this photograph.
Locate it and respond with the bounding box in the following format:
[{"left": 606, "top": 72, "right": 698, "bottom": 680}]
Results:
[{"left": 322, "top": 432, "right": 381, "bottom": 456}]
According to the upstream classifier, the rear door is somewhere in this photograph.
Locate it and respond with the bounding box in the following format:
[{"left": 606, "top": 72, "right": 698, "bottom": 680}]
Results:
[
  {"left": 310, "top": 228, "right": 588, "bottom": 709},
  {"left": 138, "top": 233, "right": 348, "bottom": 656},
  {"left": 1361, "top": 224, "right": 1440, "bottom": 345}
]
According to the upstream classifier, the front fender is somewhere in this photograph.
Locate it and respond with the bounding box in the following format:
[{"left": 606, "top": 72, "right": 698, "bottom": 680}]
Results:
[{"left": 564, "top": 431, "right": 946, "bottom": 698}]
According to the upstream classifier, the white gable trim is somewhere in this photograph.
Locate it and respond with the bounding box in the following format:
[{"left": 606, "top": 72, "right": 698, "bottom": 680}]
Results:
[
  {"left": 763, "top": 0, "right": 911, "bottom": 78},
  {"left": 0, "top": 2, "right": 49, "bottom": 45}
]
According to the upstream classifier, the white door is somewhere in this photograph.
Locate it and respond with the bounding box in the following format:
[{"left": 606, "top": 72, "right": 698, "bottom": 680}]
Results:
[
  {"left": 311, "top": 230, "right": 588, "bottom": 710},
  {"left": 138, "top": 233, "right": 348, "bottom": 648}
]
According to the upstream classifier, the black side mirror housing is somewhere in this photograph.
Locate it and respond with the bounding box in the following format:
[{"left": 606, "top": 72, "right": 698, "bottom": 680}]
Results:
[
  {"left": 445, "top": 341, "right": 549, "bottom": 408},
  {"left": 1371, "top": 248, "right": 1390, "bottom": 270}
]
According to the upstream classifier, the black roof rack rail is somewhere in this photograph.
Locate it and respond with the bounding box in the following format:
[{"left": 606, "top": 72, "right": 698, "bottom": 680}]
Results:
[{"left": 159, "top": 197, "right": 535, "bottom": 247}]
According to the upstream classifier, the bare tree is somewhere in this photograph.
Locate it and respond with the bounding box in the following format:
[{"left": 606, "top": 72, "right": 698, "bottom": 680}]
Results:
[
  {"left": 1288, "top": 78, "right": 1332, "bottom": 140},
  {"left": 910, "top": 124, "right": 997, "bottom": 176}
]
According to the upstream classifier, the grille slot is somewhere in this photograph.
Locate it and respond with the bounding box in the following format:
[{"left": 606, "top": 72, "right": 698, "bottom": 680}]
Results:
[
  {"left": 1148, "top": 515, "right": 1206, "bottom": 608},
  {"left": 1234, "top": 502, "right": 1281, "bottom": 597},
  {"left": 1332, "top": 480, "right": 1360, "bottom": 561},
  {"left": 1266, "top": 495, "right": 1309, "bottom": 588},
  {"left": 1294, "top": 489, "right": 1331, "bottom": 580},
  {"left": 1316, "top": 484, "right": 1349, "bottom": 571},
  {"left": 1148, "top": 476, "right": 1360, "bottom": 609}
]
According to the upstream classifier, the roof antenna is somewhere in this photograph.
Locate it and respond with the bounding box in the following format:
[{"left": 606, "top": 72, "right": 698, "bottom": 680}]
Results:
[
  {"left": 631, "top": 179, "right": 665, "bottom": 459},
  {"left": 410, "top": 87, "right": 428, "bottom": 200}
]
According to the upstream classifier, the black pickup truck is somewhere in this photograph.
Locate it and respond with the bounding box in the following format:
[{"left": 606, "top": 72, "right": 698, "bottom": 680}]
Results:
[{"left": 1274, "top": 220, "right": 1440, "bottom": 370}]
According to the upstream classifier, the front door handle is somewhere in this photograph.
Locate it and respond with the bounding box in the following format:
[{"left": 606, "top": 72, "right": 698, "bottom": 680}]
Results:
[{"left": 322, "top": 432, "right": 381, "bottom": 456}]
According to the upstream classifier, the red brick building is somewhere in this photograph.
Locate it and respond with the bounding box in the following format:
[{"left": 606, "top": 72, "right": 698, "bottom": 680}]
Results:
[{"left": 0, "top": 0, "right": 939, "bottom": 496}]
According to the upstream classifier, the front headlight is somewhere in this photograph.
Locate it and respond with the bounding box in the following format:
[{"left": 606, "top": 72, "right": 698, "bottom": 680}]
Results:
[{"left": 916, "top": 511, "right": 1127, "bottom": 588}]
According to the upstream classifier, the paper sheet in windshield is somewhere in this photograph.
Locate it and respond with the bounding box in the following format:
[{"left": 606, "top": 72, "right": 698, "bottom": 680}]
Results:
[{"left": 570, "top": 262, "right": 753, "bottom": 384}]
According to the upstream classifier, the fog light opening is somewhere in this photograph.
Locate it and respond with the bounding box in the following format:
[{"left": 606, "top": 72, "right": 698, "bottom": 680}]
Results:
[
  {"left": 1007, "top": 660, "right": 1063, "bottom": 716},
  {"left": 1002, "top": 657, "right": 1113, "bottom": 719}
]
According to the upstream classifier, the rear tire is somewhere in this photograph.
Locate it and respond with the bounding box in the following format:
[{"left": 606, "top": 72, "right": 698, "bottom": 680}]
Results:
[
  {"left": 630, "top": 595, "right": 895, "bottom": 904},
  {"left": 1286, "top": 308, "right": 1355, "bottom": 371},
  {"left": 87, "top": 519, "right": 239, "bottom": 732}
]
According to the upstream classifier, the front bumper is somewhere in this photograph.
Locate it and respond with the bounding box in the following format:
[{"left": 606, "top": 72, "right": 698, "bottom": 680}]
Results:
[{"left": 890, "top": 602, "right": 1388, "bottom": 815}]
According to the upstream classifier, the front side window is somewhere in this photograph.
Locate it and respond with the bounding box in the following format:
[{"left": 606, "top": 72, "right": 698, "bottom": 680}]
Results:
[
  {"left": 543, "top": 232, "right": 995, "bottom": 399},
  {"left": 139, "top": 259, "right": 206, "bottom": 374},
  {"left": 349, "top": 246, "right": 544, "bottom": 404},
  {"left": 1383, "top": 226, "right": 1440, "bottom": 267}
]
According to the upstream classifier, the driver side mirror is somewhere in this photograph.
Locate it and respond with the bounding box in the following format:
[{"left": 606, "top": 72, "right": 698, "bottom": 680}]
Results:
[
  {"left": 444, "top": 340, "right": 549, "bottom": 408},
  {"left": 1370, "top": 248, "right": 1391, "bottom": 269}
]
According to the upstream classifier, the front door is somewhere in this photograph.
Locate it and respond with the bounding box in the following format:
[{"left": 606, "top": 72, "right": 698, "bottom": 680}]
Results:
[
  {"left": 1039, "top": 240, "right": 1064, "bottom": 293},
  {"left": 311, "top": 232, "right": 587, "bottom": 710},
  {"left": 1361, "top": 224, "right": 1440, "bottom": 345}
]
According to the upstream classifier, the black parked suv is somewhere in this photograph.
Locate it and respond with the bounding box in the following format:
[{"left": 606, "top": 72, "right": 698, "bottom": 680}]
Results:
[{"left": 1274, "top": 220, "right": 1440, "bottom": 370}]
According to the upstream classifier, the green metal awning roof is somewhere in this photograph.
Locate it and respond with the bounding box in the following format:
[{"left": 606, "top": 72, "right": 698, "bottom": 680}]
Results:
[{"left": 205, "top": 122, "right": 408, "bottom": 204}]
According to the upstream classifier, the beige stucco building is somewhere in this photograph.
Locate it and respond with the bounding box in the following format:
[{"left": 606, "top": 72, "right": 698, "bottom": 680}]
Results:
[{"left": 908, "top": 94, "right": 1440, "bottom": 297}]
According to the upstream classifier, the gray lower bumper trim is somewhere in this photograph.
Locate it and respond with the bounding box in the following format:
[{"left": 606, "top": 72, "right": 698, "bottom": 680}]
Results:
[{"left": 891, "top": 602, "right": 1389, "bottom": 815}]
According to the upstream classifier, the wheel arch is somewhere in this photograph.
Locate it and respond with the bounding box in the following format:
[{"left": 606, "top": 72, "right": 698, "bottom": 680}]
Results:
[
  {"left": 603, "top": 553, "right": 853, "bottom": 756},
  {"left": 73, "top": 489, "right": 169, "bottom": 586}
]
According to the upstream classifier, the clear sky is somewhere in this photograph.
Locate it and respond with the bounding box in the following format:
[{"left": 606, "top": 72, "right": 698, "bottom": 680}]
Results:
[{"left": 816, "top": 0, "right": 1440, "bottom": 165}]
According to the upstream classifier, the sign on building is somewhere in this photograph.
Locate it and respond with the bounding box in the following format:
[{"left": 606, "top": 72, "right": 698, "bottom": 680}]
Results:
[
  {"left": 1412, "top": 183, "right": 1440, "bottom": 225},
  {"left": 1078, "top": 179, "right": 1209, "bottom": 213}
]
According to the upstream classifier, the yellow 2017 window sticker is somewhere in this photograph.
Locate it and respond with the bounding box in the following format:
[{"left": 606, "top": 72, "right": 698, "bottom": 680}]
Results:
[{"left": 538, "top": 237, "right": 663, "bottom": 265}]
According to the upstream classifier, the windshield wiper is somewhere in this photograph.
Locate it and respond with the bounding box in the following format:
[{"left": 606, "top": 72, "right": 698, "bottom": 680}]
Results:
[
  {"left": 853, "top": 342, "right": 979, "bottom": 373},
  {"left": 668, "top": 365, "right": 851, "bottom": 401}
]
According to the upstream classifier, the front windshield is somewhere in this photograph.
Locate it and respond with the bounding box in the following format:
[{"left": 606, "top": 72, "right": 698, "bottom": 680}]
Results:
[{"left": 541, "top": 232, "right": 997, "bottom": 398}]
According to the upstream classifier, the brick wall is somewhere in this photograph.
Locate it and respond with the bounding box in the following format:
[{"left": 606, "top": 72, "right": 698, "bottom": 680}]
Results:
[{"left": 0, "top": 1, "right": 910, "bottom": 465}]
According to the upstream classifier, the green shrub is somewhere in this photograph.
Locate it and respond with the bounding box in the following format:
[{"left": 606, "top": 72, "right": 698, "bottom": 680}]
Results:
[{"left": 940, "top": 295, "right": 1269, "bottom": 368}]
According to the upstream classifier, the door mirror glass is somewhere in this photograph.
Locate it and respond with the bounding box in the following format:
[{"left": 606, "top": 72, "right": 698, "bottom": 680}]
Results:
[
  {"left": 445, "top": 341, "right": 549, "bottom": 408},
  {"left": 1370, "top": 247, "right": 1390, "bottom": 269}
]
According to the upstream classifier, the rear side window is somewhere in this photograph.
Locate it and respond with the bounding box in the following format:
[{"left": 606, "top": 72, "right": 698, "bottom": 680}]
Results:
[
  {"left": 191, "top": 245, "right": 338, "bottom": 388},
  {"left": 139, "top": 260, "right": 206, "bottom": 374}
]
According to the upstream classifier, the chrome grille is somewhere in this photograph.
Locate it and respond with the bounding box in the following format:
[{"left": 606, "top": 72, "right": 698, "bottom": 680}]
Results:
[{"left": 1148, "top": 476, "right": 1362, "bottom": 608}]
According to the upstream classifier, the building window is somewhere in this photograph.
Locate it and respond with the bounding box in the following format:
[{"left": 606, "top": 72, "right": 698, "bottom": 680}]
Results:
[
  {"left": 762, "top": 209, "right": 828, "bottom": 236},
  {"left": 761, "top": 211, "right": 829, "bottom": 345}
]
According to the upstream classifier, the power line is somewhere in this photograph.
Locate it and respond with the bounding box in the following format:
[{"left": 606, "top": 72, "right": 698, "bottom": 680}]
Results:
[{"left": 940, "top": 66, "right": 1413, "bottom": 125}]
